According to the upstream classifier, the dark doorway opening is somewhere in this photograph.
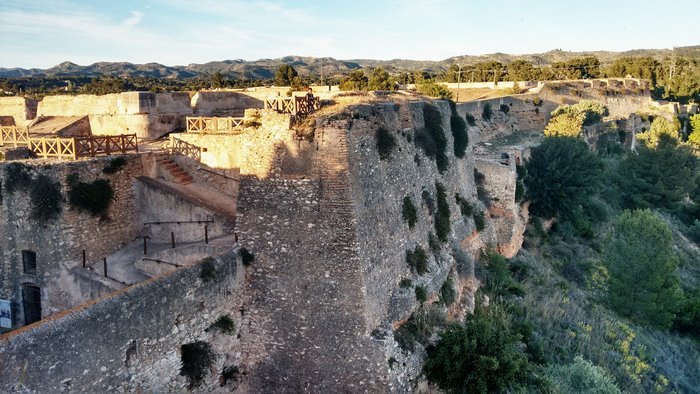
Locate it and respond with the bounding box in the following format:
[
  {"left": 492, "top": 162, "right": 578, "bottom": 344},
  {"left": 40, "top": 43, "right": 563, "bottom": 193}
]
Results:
[{"left": 21, "top": 284, "right": 41, "bottom": 325}]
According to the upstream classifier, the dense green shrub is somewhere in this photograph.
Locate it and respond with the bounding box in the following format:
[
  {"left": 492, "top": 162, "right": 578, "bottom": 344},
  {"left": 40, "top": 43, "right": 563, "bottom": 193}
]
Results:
[
  {"left": 465, "top": 113, "right": 476, "bottom": 126},
  {"left": 617, "top": 137, "right": 695, "bottom": 211},
  {"left": 424, "top": 305, "right": 529, "bottom": 393},
  {"left": 604, "top": 209, "right": 682, "bottom": 329},
  {"left": 406, "top": 245, "right": 429, "bottom": 275},
  {"left": 674, "top": 289, "right": 700, "bottom": 336},
  {"left": 524, "top": 137, "right": 602, "bottom": 219},
  {"left": 4, "top": 163, "right": 31, "bottom": 193},
  {"left": 473, "top": 211, "right": 486, "bottom": 232},
  {"left": 500, "top": 104, "right": 510, "bottom": 114},
  {"left": 402, "top": 196, "right": 418, "bottom": 229},
  {"left": 209, "top": 314, "right": 235, "bottom": 334},
  {"left": 339, "top": 70, "right": 368, "bottom": 91},
  {"left": 102, "top": 156, "right": 127, "bottom": 174},
  {"left": 450, "top": 109, "right": 469, "bottom": 158},
  {"left": 199, "top": 258, "right": 217, "bottom": 282},
  {"left": 29, "top": 175, "right": 62, "bottom": 223},
  {"left": 544, "top": 356, "right": 622, "bottom": 394},
  {"left": 482, "top": 103, "right": 492, "bottom": 121},
  {"left": 551, "top": 100, "right": 609, "bottom": 126},
  {"left": 239, "top": 247, "right": 255, "bottom": 266},
  {"left": 688, "top": 220, "right": 700, "bottom": 243},
  {"left": 416, "top": 104, "right": 449, "bottom": 173},
  {"left": 415, "top": 286, "right": 428, "bottom": 303},
  {"left": 416, "top": 81, "right": 452, "bottom": 99},
  {"left": 180, "top": 341, "right": 216, "bottom": 388},
  {"left": 67, "top": 176, "right": 114, "bottom": 218},
  {"left": 435, "top": 182, "right": 451, "bottom": 242},
  {"left": 515, "top": 180, "right": 525, "bottom": 202},
  {"left": 399, "top": 278, "right": 413, "bottom": 288},
  {"left": 220, "top": 365, "right": 240, "bottom": 387},
  {"left": 367, "top": 67, "right": 396, "bottom": 91},
  {"left": 636, "top": 116, "right": 680, "bottom": 147},
  {"left": 440, "top": 277, "right": 457, "bottom": 305},
  {"left": 376, "top": 127, "right": 397, "bottom": 160},
  {"left": 544, "top": 112, "right": 585, "bottom": 137},
  {"left": 478, "top": 250, "right": 522, "bottom": 299}
]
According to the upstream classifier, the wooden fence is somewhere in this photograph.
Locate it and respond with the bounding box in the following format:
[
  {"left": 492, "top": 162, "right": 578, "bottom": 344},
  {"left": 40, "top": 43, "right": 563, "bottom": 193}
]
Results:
[
  {"left": 264, "top": 96, "right": 320, "bottom": 115},
  {"left": 0, "top": 126, "right": 30, "bottom": 147},
  {"left": 29, "top": 134, "right": 138, "bottom": 160},
  {"left": 186, "top": 117, "right": 245, "bottom": 133},
  {"left": 169, "top": 135, "right": 206, "bottom": 162}
]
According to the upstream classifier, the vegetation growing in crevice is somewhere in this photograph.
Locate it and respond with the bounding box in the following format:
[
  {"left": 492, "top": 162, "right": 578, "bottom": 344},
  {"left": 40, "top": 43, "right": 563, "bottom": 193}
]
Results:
[
  {"left": 455, "top": 193, "right": 473, "bottom": 216},
  {"left": 4, "top": 163, "right": 31, "bottom": 193},
  {"left": 474, "top": 169, "right": 491, "bottom": 207},
  {"left": 500, "top": 104, "right": 510, "bottom": 114},
  {"left": 434, "top": 182, "right": 451, "bottom": 242},
  {"left": 220, "top": 365, "right": 241, "bottom": 387},
  {"left": 473, "top": 210, "right": 486, "bottom": 232},
  {"left": 481, "top": 103, "right": 492, "bottom": 121},
  {"left": 376, "top": 126, "right": 397, "bottom": 160},
  {"left": 67, "top": 174, "right": 115, "bottom": 218},
  {"left": 399, "top": 278, "right": 412, "bottom": 288},
  {"left": 415, "top": 286, "right": 428, "bottom": 303},
  {"left": 402, "top": 196, "right": 418, "bottom": 229},
  {"left": 199, "top": 258, "right": 217, "bottom": 282},
  {"left": 406, "top": 245, "right": 429, "bottom": 275},
  {"left": 29, "top": 174, "right": 62, "bottom": 223},
  {"left": 102, "top": 156, "right": 128, "bottom": 174},
  {"left": 448, "top": 100, "right": 469, "bottom": 158},
  {"left": 465, "top": 113, "right": 476, "bottom": 127},
  {"left": 415, "top": 104, "right": 449, "bottom": 173},
  {"left": 239, "top": 247, "right": 255, "bottom": 266},
  {"left": 180, "top": 341, "right": 217, "bottom": 388},
  {"left": 208, "top": 314, "right": 236, "bottom": 334},
  {"left": 439, "top": 277, "right": 456, "bottom": 305}
]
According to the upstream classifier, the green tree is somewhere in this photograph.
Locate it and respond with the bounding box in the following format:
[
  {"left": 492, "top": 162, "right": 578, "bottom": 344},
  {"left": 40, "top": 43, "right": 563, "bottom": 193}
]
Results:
[
  {"left": 617, "top": 136, "right": 695, "bottom": 210},
  {"left": 424, "top": 305, "right": 529, "bottom": 393},
  {"left": 544, "top": 356, "right": 622, "bottom": 394},
  {"left": 687, "top": 114, "right": 700, "bottom": 146},
  {"left": 506, "top": 60, "right": 538, "bottom": 81},
  {"left": 339, "top": 70, "right": 368, "bottom": 91},
  {"left": 636, "top": 116, "right": 680, "bottom": 147},
  {"left": 603, "top": 209, "right": 682, "bottom": 329},
  {"left": 274, "top": 64, "right": 298, "bottom": 86},
  {"left": 544, "top": 112, "right": 585, "bottom": 137},
  {"left": 416, "top": 80, "right": 452, "bottom": 99},
  {"left": 551, "top": 100, "right": 609, "bottom": 126},
  {"left": 524, "top": 137, "right": 603, "bottom": 218},
  {"left": 367, "top": 67, "right": 395, "bottom": 91}
]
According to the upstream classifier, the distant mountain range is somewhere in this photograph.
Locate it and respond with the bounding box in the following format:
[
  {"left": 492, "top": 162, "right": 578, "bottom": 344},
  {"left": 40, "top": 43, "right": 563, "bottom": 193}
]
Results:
[{"left": 1, "top": 46, "right": 698, "bottom": 80}]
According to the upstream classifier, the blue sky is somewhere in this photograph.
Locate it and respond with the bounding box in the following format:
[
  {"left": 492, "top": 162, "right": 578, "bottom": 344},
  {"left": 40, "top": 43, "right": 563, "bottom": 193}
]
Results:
[{"left": 0, "top": 0, "right": 697, "bottom": 68}]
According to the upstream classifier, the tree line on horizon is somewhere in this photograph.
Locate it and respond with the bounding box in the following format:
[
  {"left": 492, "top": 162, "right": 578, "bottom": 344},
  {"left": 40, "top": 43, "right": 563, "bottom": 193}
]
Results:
[{"left": 1, "top": 55, "right": 698, "bottom": 103}]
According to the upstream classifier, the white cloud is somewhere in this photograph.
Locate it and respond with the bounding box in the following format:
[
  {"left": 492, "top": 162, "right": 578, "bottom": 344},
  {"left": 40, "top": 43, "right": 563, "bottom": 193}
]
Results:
[{"left": 123, "top": 11, "right": 143, "bottom": 28}]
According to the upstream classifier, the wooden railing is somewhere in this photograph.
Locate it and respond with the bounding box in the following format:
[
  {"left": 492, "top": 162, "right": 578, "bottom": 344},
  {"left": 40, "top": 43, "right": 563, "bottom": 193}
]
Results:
[
  {"left": 0, "top": 126, "right": 30, "bottom": 147},
  {"left": 169, "top": 135, "right": 206, "bottom": 162},
  {"left": 29, "top": 134, "right": 138, "bottom": 160},
  {"left": 264, "top": 96, "right": 320, "bottom": 115},
  {"left": 186, "top": 117, "right": 245, "bottom": 133}
]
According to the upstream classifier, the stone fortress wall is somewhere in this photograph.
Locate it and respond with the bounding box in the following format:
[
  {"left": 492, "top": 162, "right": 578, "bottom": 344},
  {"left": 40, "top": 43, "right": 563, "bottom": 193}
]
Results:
[{"left": 0, "top": 248, "right": 243, "bottom": 393}]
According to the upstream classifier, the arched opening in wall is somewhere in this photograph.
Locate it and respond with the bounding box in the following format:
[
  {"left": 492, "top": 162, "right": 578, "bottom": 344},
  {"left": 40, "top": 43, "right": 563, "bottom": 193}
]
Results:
[
  {"left": 21, "top": 284, "right": 41, "bottom": 325},
  {"left": 22, "top": 250, "right": 37, "bottom": 274}
]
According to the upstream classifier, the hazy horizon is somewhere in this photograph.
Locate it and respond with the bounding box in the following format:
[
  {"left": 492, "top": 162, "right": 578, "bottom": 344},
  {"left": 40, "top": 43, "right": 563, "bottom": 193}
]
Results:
[{"left": 1, "top": 0, "right": 698, "bottom": 69}]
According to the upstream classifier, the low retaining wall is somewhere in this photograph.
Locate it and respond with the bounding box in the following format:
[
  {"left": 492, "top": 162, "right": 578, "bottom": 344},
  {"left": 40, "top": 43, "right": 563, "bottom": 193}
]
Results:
[{"left": 0, "top": 248, "right": 242, "bottom": 392}]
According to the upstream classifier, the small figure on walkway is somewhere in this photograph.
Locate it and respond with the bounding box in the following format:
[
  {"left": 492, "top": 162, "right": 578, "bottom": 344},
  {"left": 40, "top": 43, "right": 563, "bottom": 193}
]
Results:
[{"left": 305, "top": 87, "right": 315, "bottom": 112}]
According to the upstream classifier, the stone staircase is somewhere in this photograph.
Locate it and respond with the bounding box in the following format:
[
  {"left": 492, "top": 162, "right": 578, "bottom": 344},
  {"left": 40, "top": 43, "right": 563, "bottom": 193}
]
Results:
[{"left": 155, "top": 154, "right": 194, "bottom": 184}]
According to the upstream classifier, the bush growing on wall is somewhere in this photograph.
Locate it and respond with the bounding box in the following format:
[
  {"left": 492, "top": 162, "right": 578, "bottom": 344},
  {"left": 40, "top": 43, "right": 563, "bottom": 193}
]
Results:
[
  {"left": 416, "top": 104, "right": 449, "bottom": 173},
  {"left": 402, "top": 196, "right": 418, "bottom": 229},
  {"left": 180, "top": 341, "right": 217, "bottom": 388},
  {"left": 376, "top": 127, "right": 397, "bottom": 160},
  {"left": 500, "top": 104, "right": 510, "bottom": 114},
  {"left": 465, "top": 113, "right": 476, "bottom": 126},
  {"left": 450, "top": 109, "right": 469, "bottom": 158},
  {"left": 67, "top": 174, "right": 115, "bottom": 218},
  {"left": 416, "top": 80, "right": 452, "bottom": 99},
  {"left": 29, "top": 174, "right": 62, "bottom": 223},
  {"left": 482, "top": 103, "right": 493, "bottom": 121},
  {"left": 435, "top": 182, "right": 451, "bottom": 242},
  {"left": 102, "top": 156, "right": 127, "bottom": 174},
  {"left": 406, "top": 245, "right": 429, "bottom": 275}
]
